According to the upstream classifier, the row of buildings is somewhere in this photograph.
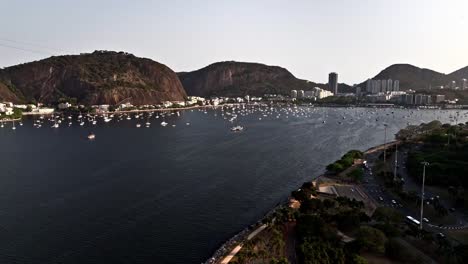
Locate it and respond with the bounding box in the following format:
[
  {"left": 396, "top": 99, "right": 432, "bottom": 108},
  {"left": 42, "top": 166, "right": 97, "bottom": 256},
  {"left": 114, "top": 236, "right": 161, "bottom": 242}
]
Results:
[
  {"left": 0, "top": 102, "right": 56, "bottom": 118},
  {"left": 365, "top": 92, "right": 446, "bottom": 105},
  {"left": 291, "top": 87, "right": 334, "bottom": 100},
  {"left": 366, "top": 79, "right": 400, "bottom": 94}
]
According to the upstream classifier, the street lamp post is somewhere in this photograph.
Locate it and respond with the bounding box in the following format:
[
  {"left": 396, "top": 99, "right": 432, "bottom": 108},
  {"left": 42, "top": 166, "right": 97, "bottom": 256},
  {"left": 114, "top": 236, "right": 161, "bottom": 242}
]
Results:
[
  {"left": 420, "top": 161, "right": 429, "bottom": 230},
  {"left": 393, "top": 143, "right": 398, "bottom": 182},
  {"left": 383, "top": 124, "right": 388, "bottom": 177}
]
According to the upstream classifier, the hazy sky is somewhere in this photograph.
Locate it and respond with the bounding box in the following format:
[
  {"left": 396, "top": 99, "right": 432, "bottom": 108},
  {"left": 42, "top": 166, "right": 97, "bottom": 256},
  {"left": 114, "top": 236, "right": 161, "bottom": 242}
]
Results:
[{"left": 1, "top": 0, "right": 468, "bottom": 84}]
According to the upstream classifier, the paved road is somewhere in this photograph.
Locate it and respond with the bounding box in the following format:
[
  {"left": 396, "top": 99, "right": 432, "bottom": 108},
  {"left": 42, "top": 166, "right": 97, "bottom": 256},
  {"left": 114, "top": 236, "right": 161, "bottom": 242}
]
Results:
[
  {"left": 361, "top": 150, "right": 468, "bottom": 233},
  {"left": 395, "top": 147, "right": 468, "bottom": 229}
]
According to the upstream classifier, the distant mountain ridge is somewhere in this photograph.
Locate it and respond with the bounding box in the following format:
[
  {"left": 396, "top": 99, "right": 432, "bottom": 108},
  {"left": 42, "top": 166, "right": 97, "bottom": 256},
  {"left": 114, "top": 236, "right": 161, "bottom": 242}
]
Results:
[
  {"left": 0, "top": 51, "right": 186, "bottom": 104},
  {"left": 360, "top": 63, "right": 468, "bottom": 91},
  {"left": 178, "top": 61, "right": 352, "bottom": 97},
  {"left": 1, "top": 52, "right": 468, "bottom": 104}
]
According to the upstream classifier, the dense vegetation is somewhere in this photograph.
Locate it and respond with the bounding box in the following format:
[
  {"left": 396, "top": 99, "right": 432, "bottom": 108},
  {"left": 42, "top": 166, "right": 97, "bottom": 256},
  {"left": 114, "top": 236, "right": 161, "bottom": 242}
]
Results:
[
  {"left": 326, "top": 150, "right": 364, "bottom": 174},
  {"left": 0, "top": 108, "right": 22, "bottom": 120},
  {"left": 405, "top": 123, "right": 468, "bottom": 180}
]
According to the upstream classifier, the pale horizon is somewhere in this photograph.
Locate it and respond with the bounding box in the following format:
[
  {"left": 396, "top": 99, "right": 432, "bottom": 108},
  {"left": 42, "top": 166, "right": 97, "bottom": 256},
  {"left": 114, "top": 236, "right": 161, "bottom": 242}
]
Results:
[{"left": 1, "top": 0, "right": 468, "bottom": 84}]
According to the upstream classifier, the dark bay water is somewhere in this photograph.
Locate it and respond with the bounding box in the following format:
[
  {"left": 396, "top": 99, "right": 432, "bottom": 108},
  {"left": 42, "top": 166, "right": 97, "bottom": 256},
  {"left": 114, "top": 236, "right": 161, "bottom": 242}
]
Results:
[{"left": 0, "top": 106, "right": 466, "bottom": 264}]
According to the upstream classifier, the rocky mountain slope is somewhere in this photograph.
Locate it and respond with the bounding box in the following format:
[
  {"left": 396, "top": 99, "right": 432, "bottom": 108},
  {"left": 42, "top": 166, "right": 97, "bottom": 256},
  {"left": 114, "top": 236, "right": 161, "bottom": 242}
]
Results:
[
  {"left": 0, "top": 51, "right": 186, "bottom": 104},
  {"left": 178, "top": 61, "right": 347, "bottom": 97}
]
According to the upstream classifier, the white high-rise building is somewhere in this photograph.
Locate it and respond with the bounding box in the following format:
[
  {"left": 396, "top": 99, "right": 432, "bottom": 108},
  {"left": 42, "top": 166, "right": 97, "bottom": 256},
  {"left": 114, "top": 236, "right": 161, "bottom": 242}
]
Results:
[
  {"left": 291, "top": 90, "right": 298, "bottom": 98},
  {"left": 387, "top": 79, "right": 393, "bottom": 92},
  {"left": 375, "top": 80, "right": 382, "bottom": 93},
  {"left": 366, "top": 79, "right": 372, "bottom": 93},
  {"left": 381, "top": 80, "right": 387, "bottom": 93},
  {"left": 393, "top": 80, "right": 400, "bottom": 91},
  {"left": 298, "top": 90, "right": 305, "bottom": 98}
]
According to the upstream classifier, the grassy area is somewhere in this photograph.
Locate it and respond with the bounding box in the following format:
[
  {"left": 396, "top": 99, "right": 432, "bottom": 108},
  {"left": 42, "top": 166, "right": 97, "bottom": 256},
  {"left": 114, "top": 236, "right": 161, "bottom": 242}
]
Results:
[{"left": 326, "top": 150, "right": 364, "bottom": 174}]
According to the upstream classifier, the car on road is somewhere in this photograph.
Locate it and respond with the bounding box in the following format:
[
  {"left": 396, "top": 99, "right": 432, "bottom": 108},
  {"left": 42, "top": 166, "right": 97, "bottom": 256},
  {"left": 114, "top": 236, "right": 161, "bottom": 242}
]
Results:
[
  {"left": 423, "top": 218, "right": 429, "bottom": 223},
  {"left": 379, "top": 196, "right": 384, "bottom": 202},
  {"left": 391, "top": 199, "right": 397, "bottom": 205}
]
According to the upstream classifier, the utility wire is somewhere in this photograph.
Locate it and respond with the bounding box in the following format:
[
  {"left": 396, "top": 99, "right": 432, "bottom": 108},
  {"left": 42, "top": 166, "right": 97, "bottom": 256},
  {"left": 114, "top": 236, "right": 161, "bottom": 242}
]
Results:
[
  {"left": 0, "top": 42, "right": 54, "bottom": 55},
  {"left": 0, "top": 37, "right": 62, "bottom": 53}
]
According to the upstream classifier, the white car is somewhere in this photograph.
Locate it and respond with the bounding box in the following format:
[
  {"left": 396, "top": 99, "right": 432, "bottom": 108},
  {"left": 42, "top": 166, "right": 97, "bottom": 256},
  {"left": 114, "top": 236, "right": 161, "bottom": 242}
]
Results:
[{"left": 423, "top": 218, "right": 429, "bottom": 223}]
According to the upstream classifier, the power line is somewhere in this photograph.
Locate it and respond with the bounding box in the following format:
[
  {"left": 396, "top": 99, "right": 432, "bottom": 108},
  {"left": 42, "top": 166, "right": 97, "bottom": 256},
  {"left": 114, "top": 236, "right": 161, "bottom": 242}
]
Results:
[
  {"left": 0, "top": 37, "right": 62, "bottom": 53},
  {"left": 0, "top": 42, "right": 53, "bottom": 56}
]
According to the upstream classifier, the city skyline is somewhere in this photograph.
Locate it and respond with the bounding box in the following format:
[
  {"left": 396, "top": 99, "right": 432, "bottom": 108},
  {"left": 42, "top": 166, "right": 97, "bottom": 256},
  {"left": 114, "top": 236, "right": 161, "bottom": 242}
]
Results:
[{"left": 1, "top": 0, "right": 468, "bottom": 84}]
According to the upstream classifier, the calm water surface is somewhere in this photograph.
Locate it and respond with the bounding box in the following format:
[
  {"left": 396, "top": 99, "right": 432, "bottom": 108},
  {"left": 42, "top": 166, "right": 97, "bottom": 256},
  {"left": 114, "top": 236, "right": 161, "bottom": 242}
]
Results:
[{"left": 0, "top": 106, "right": 466, "bottom": 264}]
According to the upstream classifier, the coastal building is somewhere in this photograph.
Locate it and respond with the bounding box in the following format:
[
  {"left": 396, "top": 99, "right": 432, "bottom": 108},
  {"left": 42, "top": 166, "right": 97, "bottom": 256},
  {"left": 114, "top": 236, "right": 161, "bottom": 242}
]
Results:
[
  {"left": 58, "top": 102, "right": 72, "bottom": 109},
  {"left": 14, "top": 104, "right": 28, "bottom": 109},
  {"left": 414, "top": 94, "right": 432, "bottom": 105},
  {"left": 119, "top": 102, "right": 134, "bottom": 109},
  {"left": 393, "top": 80, "right": 400, "bottom": 91},
  {"left": 433, "top": 94, "right": 445, "bottom": 103},
  {"left": 298, "top": 90, "right": 305, "bottom": 99},
  {"left": 304, "top": 90, "right": 315, "bottom": 98},
  {"left": 387, "top": 79, "right": 393, "bottom": 92},
  {"left": 328, "top": 72, "right": 338, "bottom": 95},
  {"left": 163, "top": 101, "right": 173, "bottom": 108},
  {"left": 366, "top": 79, "right": 400, "bottom": 94},
  {"left": 365, "top": 93, "right": 390, "bottom": 102},
  {"left": 5, "top": 107, "right": 14, "bottom": 115},
  {"left": 0, "top": 103, "right": 14, "bottom": 115},
  {"left": 355, "top": 86, "right": 361, "bottom": 97},
  {"left": 317, "top": 88, "right": 333, "bottom": 99},
  {"left": 290, "top": 90, "right": 298, "bottom": 98},
  {"left": 405, "top": 94, "right": 414, "bottom": 105},
  {"left": 366, "top": 79, "right": 372, "bottom": 93}
]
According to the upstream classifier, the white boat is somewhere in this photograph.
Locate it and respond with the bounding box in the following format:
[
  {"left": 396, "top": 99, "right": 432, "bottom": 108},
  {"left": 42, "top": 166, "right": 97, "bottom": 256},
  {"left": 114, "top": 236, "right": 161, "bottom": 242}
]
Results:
[
  {"left": 88, "top": 133, "right": 96, "bottom": 140},
  {"left": 80, "top": 122, "right": 85, "bottom": 126},
  {"left": 146, "top": 122, "right": 151, "bottom": 126},
  {"left": 231, "top": 126, "right": 244, "bottom": 132},
  {"left": 161, "top": 121, "right": 168, "bottom": 126},
  {"left": 136, "top": 124, "right": 141, "bottom": 128},
  {"left": 52, "top": 123, "right": 59, "bottom": 128}
]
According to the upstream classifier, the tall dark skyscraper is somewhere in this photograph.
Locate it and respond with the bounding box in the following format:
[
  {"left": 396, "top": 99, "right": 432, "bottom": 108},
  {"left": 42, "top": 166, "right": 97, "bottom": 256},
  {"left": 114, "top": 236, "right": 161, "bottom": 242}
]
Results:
[{"left": 328, "top": 72, "right": 338, "bottom": 95}]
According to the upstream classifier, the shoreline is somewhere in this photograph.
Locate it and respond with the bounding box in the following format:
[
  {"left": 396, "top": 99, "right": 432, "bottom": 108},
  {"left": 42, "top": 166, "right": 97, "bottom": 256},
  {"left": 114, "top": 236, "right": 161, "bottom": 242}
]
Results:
[
  {"left": 204, "top": 140, "right": 400, "bottom": 264},
  {"left": 0, "top": 118, "right": 21, "bottom": 122},
  {"left": 20, "top": 103, "right": 251, "bottom": 117},
  {"left": 18, "top": 103, "right": 466, "bottom": 119},
  {"left": 204, "top": 200, "right": 288, "bottom": 264}
]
